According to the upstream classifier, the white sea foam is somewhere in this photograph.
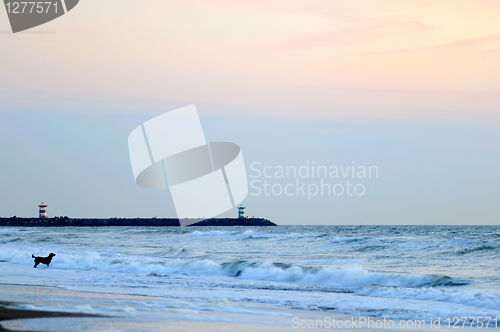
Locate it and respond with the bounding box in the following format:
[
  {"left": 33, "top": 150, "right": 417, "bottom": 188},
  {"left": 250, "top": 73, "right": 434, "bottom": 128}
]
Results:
[
  {"left": 1, "top": 225, "right": 500, "bottom": 324},
  {"left": 3, "top": 245, "right": 493, "bottom": 311},
  {"left": 186, "top": 230, "right": 327, "bottom": 240},
  {"left": 187, "top": 230, "right": 237, "bottom": 237}
]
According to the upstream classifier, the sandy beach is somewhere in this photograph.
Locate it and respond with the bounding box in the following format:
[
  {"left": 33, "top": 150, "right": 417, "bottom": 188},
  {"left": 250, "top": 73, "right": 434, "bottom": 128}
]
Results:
[
  {"left": 0, "top": 302, "right": 97, "bottom": 332},
  {"left": 0, "top": 283, "right": 488, "bottom": 332}
]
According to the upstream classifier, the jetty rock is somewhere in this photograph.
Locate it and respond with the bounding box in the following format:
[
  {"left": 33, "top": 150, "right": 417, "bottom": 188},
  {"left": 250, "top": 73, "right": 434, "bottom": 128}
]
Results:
[{"left": 0, "top": 217, "right": 277, "bottom": 227}]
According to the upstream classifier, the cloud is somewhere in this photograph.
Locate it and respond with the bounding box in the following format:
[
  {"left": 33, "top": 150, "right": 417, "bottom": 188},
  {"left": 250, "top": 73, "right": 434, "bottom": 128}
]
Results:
[
  {"left": 367, "top": 34, "right": 500, "bottom": 55},
  {"left": 258, "top": 20, "right": 429, "bottom": 51}
]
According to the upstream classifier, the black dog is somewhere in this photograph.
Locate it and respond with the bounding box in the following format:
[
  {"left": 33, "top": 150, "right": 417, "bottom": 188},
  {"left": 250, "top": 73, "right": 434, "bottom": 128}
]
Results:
[{"left": 32, "top": 253, "right": 56, "bottom": 268}]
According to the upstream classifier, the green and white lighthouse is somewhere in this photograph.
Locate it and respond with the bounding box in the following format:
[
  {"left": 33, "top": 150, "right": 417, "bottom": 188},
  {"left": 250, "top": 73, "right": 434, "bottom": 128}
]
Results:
[{"left": 238, "top": 204, "right": 246, "bottom": 219}]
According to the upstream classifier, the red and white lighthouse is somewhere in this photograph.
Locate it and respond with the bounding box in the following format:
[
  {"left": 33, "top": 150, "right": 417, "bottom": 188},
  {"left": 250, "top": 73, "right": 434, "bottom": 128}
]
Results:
[{"left": 38, "top": 202, "right": 47, "bottom": 218}]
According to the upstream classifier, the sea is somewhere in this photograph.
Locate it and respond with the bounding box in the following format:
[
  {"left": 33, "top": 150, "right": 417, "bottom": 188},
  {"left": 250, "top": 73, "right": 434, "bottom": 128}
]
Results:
[{"left": 1, "top": 225, "right": 500, "bottom": 329}]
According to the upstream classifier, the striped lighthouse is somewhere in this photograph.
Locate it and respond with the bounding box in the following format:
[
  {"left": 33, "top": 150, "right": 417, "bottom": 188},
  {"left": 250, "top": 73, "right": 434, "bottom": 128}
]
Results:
[
  {"left": 238, "top": 204, "right": 246, "bottom": 219},
  {"left": 38, "top": 202, "right": 47, "bottom": 218}
]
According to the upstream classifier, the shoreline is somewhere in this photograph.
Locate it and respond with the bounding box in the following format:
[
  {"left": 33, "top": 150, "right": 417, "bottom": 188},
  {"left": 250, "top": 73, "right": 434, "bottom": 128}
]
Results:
[
  {"left": 0, "top": 301, "right": 100, "bottom": 332},
  {"left": 0, "top": 284, "right": 487, "bottom": 332}
]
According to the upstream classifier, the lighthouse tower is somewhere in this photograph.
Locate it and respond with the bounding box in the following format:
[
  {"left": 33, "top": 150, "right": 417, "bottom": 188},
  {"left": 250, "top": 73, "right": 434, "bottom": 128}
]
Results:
[
  {"left": 38, "top": 202, "right": 47, "bottom": 218},
  {"left": 237, "top": 204, "right": 246, "bottom": 219}
]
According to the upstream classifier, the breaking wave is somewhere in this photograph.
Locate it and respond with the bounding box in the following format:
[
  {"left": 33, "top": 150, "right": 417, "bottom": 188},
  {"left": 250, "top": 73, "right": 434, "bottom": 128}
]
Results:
[
  {"left": 2, "top": 225, "right": 500, "bottom": 321},
  {"left": 187, "top": 230, "right": 328, "bottom": 239}
]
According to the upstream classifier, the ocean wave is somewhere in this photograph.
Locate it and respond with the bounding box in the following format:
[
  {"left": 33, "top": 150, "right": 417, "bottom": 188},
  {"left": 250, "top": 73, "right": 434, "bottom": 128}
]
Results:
[
  {"left": 187, "top": 230, "right": 238, "bottom": 237},
  {"left": 0, "top": 247, "right": 468, "bottom": 289},
  {"left": 33, "top": 236, "right": 55, "bottom": 243},
  {"left": 0, "top": 237, "right": 23, "bottom": 244},
  {"left": 324, "top": 236, "right": 499, "bottom": 258},
  {"left": 454, "top": 244, "right": 499, "bottom": 255},
  {"left": 356, "top": 285, "right": 500, "bottom": 310},
  {"left": 238, "top": 230, "right": 328, "bottom": 240},
  {"left": 430, "top": 238, "right": 480, "bottom": 251},
  {"left": 187, "top": 230, "right": 328, "bottom": 240},
  {"left": 2, "top": 243, "right": 500, "bottom": 314},
  {"left": 151, "top": 248, "right": 210, "bottom": 259},
  {"left": 330, "top": 236, "right": 367, "bottom": 244}
]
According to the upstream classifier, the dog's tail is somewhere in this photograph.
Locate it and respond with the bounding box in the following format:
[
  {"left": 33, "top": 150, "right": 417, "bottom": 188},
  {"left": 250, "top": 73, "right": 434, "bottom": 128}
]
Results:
[{"left": 32, "top": 254, "right": 35, "bottom": 258}]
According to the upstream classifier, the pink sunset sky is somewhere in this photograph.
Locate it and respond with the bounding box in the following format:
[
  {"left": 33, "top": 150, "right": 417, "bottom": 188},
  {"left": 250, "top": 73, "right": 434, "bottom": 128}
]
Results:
[
  {"left": 1, "top": 0, "right": 499, "bottom": 223},
  {"left": 1, "top": 0, "right": 500, "bottom": 123}
]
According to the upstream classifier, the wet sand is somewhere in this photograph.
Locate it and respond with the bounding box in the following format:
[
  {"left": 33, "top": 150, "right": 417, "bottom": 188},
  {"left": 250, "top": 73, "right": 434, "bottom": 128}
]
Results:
[
  {"left": 0, "top": 284, "right": 487, "bottom": 331},
  {"left": 0, "top": 306, "right": 99, "bottom": 331}
]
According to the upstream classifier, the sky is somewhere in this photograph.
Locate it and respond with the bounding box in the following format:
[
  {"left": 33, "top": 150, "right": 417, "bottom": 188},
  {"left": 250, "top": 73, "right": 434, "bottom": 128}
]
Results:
[{"left": 0, "top": 0, "right": 499, "bottom": 224}]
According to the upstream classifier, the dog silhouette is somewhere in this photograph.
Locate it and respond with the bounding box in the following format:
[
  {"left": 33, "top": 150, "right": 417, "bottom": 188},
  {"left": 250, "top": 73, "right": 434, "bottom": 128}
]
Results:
[{"left": 32, "top": 253, "right": 56, "bottom": 268}]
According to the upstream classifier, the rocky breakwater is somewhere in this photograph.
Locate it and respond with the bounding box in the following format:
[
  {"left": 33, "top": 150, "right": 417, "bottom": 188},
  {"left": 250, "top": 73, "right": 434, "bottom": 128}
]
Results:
[{"left": 0, "top": 217, "right": 277, "bottom": 227}]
